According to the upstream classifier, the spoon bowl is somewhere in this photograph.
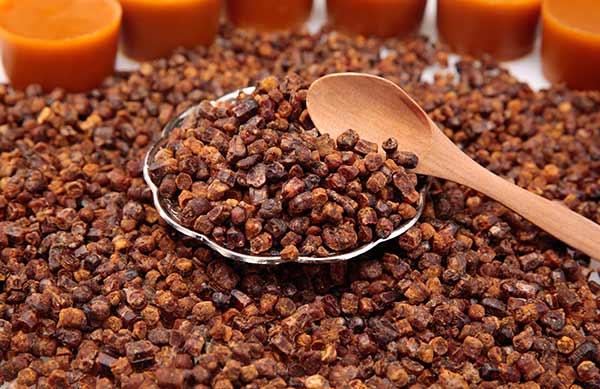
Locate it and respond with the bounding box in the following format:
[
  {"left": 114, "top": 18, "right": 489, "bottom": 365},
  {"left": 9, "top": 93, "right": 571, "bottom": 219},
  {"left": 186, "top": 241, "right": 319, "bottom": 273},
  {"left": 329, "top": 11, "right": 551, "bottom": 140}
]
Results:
[
  {"left": 308, "top": 73, "right": 435, "bottom": 175},
  {"left": 143, "top": 86, "right": 430, "bottom": 265},
  {"left": 307, "top": 72, "right": 600, "bottom": 260}
]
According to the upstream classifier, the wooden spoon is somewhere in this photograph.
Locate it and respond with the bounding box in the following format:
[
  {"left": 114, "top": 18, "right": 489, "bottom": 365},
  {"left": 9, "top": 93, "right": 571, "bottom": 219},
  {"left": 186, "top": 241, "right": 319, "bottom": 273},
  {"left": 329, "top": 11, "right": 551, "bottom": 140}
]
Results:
[{"left": 307, "top": 73, "right": 600, "bottom": 259}]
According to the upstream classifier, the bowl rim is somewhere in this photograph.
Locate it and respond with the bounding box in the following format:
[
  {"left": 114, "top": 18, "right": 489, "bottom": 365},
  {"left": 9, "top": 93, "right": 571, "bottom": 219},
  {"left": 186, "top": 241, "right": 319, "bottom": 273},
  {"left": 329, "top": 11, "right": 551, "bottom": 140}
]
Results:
[{"left": 143, "top": 87, "right": 429, "bottom": 265}]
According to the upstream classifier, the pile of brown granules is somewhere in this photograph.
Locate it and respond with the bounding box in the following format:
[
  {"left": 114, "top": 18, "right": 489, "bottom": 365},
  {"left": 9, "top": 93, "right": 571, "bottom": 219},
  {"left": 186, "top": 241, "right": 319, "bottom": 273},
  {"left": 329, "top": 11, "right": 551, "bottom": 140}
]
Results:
[
  {"left": 150, "top": 75, "right": 422, "bottom": 259},
  {"left": 0, "top": 25, "right": 599, "bottom": 388}
]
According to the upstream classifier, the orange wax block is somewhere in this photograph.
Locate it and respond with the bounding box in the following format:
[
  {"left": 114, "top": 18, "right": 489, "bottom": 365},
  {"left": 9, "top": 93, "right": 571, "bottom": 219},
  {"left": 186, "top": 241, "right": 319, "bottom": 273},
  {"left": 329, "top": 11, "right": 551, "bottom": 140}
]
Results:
[
  {"left": 437, "top": 0, "right": 541, "bottom": 60},
  {"left": 0, "top": 0, "right": 121, "bottom": 92},
  {"left": 226, "top": 0, "right": 313, "bottom": 32},
  {"left": 542, "top": 0, "right": 600, "bottom": 90},
  {"left": 327, "top": 0, "right": 427, "bottom": 38},
  {"left": 120, "top": 0, "right": 222, "bottom": 61}
]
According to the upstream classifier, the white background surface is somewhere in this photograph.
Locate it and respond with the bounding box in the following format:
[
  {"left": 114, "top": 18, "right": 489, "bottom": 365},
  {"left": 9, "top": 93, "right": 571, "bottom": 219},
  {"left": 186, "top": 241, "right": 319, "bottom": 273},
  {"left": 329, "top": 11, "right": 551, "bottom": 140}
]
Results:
[{"left": 0, "top": 0, "right": 550, "bottom": 90}]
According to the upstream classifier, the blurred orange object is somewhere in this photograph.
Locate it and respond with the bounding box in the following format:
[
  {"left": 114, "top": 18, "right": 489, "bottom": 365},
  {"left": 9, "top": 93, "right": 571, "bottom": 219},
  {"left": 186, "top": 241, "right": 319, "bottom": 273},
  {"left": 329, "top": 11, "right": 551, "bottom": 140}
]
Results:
[
  {"left": 226, "top": 0, "right": 312, "bottom": 31},
  {"left": 542, "top": 0, "right": 600, "bottom": 90},
  {"left": 120, "top": 0, "right": 222, "bottom": 61},
  {"left": 0, "top": 0, "right": 121, "bottom": 92},
  {"left": 327, "top": 0, "right": 427, "bottom": 38},
  {"left": 437, "top": 0, "right": 541, "bottom": 60}
]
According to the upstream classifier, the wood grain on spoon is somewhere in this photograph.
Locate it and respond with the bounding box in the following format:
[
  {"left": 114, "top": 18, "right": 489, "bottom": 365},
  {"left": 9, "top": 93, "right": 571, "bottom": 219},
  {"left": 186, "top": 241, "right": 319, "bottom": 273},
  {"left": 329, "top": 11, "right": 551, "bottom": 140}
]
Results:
[{"left": 307, "top": 73, "right": 600, "bottom": 260}]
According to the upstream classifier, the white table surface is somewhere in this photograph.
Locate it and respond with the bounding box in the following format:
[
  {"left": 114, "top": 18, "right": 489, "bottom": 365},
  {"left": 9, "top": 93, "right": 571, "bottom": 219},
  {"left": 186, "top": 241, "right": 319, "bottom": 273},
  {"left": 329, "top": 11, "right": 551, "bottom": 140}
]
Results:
[{"left": 0, "top": 0, "right": 550, "bottom": 90}]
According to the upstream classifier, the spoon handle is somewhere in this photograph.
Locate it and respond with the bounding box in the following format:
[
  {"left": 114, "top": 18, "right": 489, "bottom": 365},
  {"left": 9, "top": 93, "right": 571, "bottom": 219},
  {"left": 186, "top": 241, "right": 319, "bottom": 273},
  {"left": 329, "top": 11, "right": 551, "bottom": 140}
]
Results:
[{"left": 438, "top": 141, "right": 600, "bottom": 260}]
